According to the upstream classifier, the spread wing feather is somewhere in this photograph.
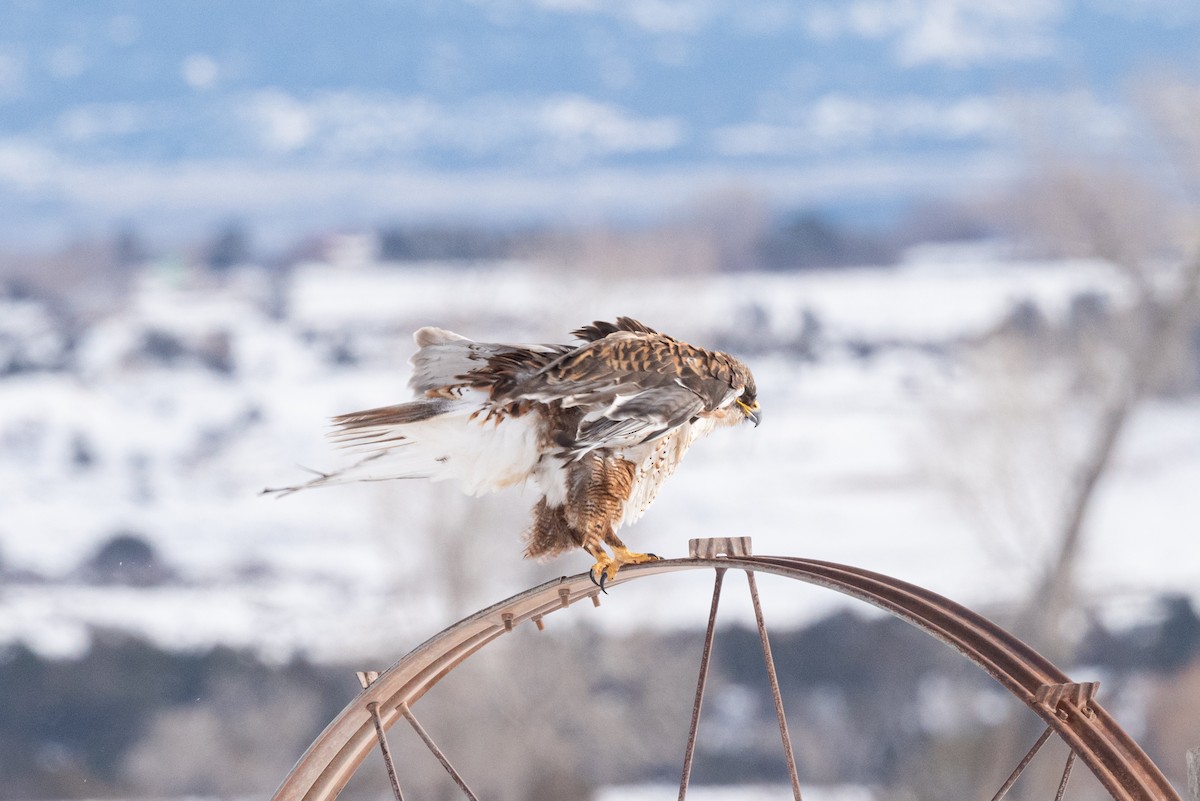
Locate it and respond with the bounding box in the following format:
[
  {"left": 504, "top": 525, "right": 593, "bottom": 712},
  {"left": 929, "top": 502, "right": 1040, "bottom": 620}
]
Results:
[
  {"left": 409, "top": 326, "right": 570, "bottom": 397},
  {"left": 571, "top": 316, "right": 664, "bottom": 343}
]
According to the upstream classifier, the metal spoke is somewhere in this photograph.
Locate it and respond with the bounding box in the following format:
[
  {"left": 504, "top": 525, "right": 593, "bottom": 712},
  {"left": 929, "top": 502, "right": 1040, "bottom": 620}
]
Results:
[
  {"left": 678, "top": 567, "right": 727, "bottom": 801},
  {"left": 401, "top": 703, "right": 482, "bottom": 801},
  {"left": 746, "top": 570, "right": 803, "bottom": 801},
  {"left": 988, "top": 726, "right": 1054, "bottom": 801},
  {"left": 367, "top": 702, "right": 407, "bottom": 801},
  {"left": 357, "top": 672, "right": 407, "bottom": 801},
  {"left": 1053, "top": 751, "right": 1077, "bottom": 801}
]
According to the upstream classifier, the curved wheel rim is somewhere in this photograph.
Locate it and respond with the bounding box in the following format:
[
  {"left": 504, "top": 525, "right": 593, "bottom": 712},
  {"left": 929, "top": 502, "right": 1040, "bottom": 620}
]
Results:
[{"left": 271, "top": 555, "right": 1181, "bottom": 801}]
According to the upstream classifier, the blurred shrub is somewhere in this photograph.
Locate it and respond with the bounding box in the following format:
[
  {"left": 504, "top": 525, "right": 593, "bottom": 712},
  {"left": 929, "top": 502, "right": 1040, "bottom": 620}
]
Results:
[
  {"left": 76, "top": 532, "right": 174, "bottom": 587},
  {"left": 0, "top": 634, "right": 345, "bottom": 800}
]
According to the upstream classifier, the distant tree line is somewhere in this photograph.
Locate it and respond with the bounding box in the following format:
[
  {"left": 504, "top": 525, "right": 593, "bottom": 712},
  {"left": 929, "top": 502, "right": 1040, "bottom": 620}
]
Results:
[{"left": 0, "top": 194, "right": 1001, "bottom": 289}]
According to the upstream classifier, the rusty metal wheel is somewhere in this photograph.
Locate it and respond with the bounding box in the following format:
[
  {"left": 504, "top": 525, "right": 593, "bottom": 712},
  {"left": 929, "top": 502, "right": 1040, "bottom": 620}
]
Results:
[{"left": 271, "top": 538, "right": 1182, "bottom": 801}]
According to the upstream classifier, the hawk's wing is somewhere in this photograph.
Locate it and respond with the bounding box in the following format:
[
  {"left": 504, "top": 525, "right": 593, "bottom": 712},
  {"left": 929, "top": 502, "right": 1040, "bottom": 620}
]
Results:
[
  {"left": 569, "top": 385, "right": 707, "bottom": 453},
  {"left": 408, "top": 326, "right": 571, "bottom": 398},
  {"left": 510, "top": 331, "right": 741, "bottom": 455}
]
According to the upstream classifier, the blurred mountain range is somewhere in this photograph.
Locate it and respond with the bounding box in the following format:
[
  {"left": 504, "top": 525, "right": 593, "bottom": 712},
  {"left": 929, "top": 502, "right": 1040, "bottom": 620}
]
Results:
[{"left": 1, "top": 0, "right": 1198, "bottom": 246}]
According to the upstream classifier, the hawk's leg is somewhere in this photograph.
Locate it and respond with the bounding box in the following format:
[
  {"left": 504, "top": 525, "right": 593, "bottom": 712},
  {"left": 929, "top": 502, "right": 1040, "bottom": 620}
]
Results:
[{"left": 573, "top": 453, "right": 660, "bottom": 590}]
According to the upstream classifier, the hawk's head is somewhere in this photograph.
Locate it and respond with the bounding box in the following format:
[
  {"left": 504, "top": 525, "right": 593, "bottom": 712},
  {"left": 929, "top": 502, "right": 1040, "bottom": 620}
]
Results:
[{"left": 734, "top": 367, "right": 761, "bottom": 427}]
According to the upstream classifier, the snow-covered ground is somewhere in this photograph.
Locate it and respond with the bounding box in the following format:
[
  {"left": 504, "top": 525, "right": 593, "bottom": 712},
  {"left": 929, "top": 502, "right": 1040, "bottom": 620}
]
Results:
[{"left": 0, "top": 248, "right": 1195, "bottom": 662}]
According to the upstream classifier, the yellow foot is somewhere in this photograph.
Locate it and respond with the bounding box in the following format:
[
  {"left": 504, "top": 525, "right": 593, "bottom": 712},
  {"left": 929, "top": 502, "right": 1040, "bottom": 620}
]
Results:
[
  {"left": 612, "top": 546, "right": 661, "bottom": 567},
  {"left": 588, "top": 548, "right": 662, "bottom": 592}
]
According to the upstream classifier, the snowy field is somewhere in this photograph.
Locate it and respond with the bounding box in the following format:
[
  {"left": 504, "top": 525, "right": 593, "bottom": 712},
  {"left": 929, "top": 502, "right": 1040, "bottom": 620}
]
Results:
[{"left": 1, "top": 247, "right": 1195, "bottom": 662}]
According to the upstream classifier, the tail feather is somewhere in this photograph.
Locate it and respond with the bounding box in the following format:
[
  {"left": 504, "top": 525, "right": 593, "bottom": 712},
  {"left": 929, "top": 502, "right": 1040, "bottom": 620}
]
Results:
[
  {"left": 260, "top": 453, "right": 390, "bottom": 497},
  {"left": 331, "top": 398, "right": 452, "bottom": 446},
  {"left": 265, "top": 391, "right": 544, "bottom": 497},
  {"left": 264, "top": 324, "right": 568, "bottom": 499}
]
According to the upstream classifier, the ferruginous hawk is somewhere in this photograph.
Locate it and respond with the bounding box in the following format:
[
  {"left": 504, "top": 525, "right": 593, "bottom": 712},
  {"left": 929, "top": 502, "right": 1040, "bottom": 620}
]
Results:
[{"left": 265, "top": 317, "right": 760, "bottom": 588}]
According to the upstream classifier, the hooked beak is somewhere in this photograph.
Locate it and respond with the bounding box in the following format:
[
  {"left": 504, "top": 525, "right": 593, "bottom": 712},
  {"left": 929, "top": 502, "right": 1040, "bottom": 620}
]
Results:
[{"left": 737, "top": 400, "right": 761, "bottom": 427}]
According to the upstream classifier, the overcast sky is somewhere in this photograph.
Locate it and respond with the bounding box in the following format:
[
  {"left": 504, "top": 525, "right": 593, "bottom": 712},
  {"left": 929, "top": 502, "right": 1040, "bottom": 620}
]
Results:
[{"left": 1, "top": 0, "right": 1196, "bottom": 248}]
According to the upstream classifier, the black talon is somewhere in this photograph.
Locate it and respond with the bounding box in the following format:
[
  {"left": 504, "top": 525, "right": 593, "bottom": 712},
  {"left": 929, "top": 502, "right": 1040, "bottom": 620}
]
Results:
[
  {"left": 598, "top": 571, "right": 609, "bottom": 594},
  {"left": 589, "top": 568, "right": 601, "bottom": 588},
  {"left": 647, "top": 553, "right": 660, "bottom": 560}
]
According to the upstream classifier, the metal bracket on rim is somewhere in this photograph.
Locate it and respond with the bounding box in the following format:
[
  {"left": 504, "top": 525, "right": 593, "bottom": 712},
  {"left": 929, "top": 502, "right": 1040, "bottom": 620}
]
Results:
[{"left": 689, "top": 536, "right": 752, "bottom": 558}]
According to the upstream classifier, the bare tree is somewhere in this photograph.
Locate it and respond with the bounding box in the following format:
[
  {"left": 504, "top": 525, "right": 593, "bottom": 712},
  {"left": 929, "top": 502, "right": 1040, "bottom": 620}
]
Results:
[
  {"left": 924, "top": 79, "right": 1200, "bottom": 658},
  {"left": 1010, "top": 161, "right": 1200, "bottom": 649},
  {"left": 915, "top": 83, "right": 1200, "bottom": 800}
]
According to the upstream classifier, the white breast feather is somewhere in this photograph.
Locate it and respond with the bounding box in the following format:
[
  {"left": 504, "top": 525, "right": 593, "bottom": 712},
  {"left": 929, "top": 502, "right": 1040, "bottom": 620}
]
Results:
[{"left": 616, "top": 417, "right": 717, "bottom": 528}]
